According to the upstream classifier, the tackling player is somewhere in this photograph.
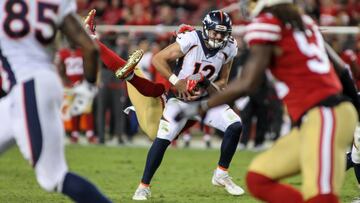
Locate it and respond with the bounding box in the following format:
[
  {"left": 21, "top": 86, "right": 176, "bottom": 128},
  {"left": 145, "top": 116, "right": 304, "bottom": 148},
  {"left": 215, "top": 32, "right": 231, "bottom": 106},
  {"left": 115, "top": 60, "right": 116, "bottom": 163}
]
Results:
[
  {"left": 0, "top": 0, "right": 111, "bottom": 202},
  {"left": 175, "top": 1, "right": 359, "bottom": 202}
]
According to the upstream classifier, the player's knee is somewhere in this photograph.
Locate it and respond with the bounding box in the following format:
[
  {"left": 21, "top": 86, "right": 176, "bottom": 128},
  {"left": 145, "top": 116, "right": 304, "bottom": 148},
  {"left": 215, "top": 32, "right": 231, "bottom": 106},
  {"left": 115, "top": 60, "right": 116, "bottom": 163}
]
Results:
[
  {"left": 36, "top": 171, "right": 67, "bottom": 192},
  {"left": 352, "top": 150, "right": 360, "bottom": 164},
  {"left": 156, "top": 119, "right": 176, "bottom": 141}
]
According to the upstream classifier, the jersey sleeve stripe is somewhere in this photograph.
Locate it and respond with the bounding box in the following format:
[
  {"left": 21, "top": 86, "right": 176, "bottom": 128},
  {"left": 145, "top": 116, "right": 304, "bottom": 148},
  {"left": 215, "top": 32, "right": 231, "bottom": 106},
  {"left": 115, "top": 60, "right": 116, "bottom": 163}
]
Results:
[
  {"left": 244, "top": 31, "right": 281, "bottom": 43},
  {"left": 245, "top": 23, "right": 281, "bottom": 33}
]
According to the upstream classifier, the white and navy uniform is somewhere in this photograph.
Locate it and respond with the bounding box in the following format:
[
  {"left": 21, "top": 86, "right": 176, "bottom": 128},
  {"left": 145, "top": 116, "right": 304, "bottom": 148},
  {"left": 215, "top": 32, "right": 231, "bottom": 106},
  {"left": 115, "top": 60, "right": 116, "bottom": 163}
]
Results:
[
  {"left": 157, "top": 30, "right": 241, "bottom": 141},
  {"left": 0, "top": 0, "right": 76, "bottom": 191}
]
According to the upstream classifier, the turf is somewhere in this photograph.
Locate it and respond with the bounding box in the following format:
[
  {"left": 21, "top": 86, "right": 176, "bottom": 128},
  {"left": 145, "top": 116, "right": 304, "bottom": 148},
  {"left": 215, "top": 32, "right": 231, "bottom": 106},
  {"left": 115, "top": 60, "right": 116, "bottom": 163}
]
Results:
[{"left": 0, "top": 145, "right": 359, "bottom": 203}]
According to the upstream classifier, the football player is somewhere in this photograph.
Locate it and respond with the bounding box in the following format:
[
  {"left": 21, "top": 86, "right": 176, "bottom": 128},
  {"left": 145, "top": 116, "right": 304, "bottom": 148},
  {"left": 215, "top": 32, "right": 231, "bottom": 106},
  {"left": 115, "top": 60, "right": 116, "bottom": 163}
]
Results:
[
  {"left": 0, "top": 0, "right": 111, "bottom": 202},
  {"left": 132, "top": 10, "right": 244, "bottom": 200},
  {"left": 175, "top": 1, "right": 359, "bottom": 202},
  {"left": 56, "top": 43, "right": 96, "bottom": 144},
  {"left": 84, "top": 10, "right": 244, "bottom": 200}
]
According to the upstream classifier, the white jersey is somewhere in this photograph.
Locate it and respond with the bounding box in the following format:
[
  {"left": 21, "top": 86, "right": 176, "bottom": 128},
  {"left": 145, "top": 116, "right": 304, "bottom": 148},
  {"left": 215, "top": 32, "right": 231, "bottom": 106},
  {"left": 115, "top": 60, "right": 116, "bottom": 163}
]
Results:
[
  {"left": 0, "top": 0, "right": 76, "bottom": 88},
  {"left": 175, "top": 30, "right": 237, "bottom": 82}
]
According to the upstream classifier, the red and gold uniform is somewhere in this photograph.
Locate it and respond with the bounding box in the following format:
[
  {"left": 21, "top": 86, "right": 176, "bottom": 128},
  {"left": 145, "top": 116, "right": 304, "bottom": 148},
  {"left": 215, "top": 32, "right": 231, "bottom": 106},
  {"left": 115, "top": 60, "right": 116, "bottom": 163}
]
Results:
[
  {"left": 245, "top": 13, "right": 357, "bottom": 202},
  {"left": 58, "top": 48, "right": 94, "bottom": 138}
]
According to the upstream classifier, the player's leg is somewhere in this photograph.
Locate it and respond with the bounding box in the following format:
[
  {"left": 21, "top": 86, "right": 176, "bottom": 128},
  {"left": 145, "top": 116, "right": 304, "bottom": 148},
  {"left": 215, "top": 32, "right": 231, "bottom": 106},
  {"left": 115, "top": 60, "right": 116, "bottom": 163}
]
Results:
[
  {"left": 203, "top": 105, "right": 244, "bottom": 195},
  {"left": 300, "top": 103, "right": 356, "bottom": 203},
  {"left": 0, "top": 96, "right": 15, "bottom": 154},
  {"left": 97, "top": 40, "right": 165, "bottom": 97},
  {"left": 133, "top": 98, "right": 188, "bottom": 200},
  {"left": 11, "top": 71, "right": 111, "bottom": 202},
  {"left": 246, "top": 129, "right": 303, "bottom": 203},
  {"left": 350, "top": 125, "right": 360, "bottom": 187}
]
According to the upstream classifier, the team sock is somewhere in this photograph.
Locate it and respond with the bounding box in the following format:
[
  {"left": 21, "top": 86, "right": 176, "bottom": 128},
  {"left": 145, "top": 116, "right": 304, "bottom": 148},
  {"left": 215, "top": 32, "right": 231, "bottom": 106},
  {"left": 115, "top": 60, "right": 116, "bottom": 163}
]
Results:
[
  {"left": 246, "top": 171, "right": 303, "bottom": 203},
  {"left": 218, "top": 122, "right": 242, "bottom": 168},
  {"left": 97, "top": 40, "right": 126, "bottom": 72},
  {"left": 61, "top": 172, "right": 111, "bottom": 203},
  {"left": 141, "top": 138, "right": 171, "bottom": 184},
  {"left": 128, "top": 74, "right": 165, "bottom": 97}
]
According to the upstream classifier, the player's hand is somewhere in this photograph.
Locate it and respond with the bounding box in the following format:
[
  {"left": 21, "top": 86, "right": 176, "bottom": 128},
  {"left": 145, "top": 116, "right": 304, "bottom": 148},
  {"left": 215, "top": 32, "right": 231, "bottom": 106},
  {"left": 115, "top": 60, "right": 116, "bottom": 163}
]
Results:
[{"left": 174, "top": 79, "right": 193, "bottom": 100}]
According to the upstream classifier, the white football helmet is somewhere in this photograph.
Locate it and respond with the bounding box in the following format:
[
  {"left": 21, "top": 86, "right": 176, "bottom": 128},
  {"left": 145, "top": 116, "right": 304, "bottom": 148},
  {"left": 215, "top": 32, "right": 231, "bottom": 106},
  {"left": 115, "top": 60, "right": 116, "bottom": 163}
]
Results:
[{"left": 241, "top": 0, "right": 294, "bottom": 19}]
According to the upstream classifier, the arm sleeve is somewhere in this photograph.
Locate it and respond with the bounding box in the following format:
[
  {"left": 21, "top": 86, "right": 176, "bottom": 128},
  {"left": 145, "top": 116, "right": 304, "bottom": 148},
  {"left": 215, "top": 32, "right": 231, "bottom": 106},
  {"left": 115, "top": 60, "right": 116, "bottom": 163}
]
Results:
[
  {"left": 175, "top": 31, "right": 197, "bottom": 54},
  {"left": 244, "top": 14, "right": 282, "bottom": 46}
]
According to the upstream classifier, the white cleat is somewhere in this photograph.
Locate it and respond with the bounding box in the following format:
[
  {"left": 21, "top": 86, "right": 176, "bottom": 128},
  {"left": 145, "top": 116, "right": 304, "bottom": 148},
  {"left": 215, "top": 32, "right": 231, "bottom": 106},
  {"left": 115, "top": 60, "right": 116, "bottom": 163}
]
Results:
[
  {"left": 212, "top": 171, "right": 245, "bottom": 196},
  {"left": 132, "top": 186, "right": 151, "bottom": 201}
]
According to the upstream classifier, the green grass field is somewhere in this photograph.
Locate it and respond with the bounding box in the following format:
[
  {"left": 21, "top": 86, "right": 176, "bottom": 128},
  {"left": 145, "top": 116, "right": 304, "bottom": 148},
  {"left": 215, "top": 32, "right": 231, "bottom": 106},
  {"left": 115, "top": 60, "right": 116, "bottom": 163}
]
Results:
[{"left": 0, "top": 145, "right": 359, "bottom": 203}]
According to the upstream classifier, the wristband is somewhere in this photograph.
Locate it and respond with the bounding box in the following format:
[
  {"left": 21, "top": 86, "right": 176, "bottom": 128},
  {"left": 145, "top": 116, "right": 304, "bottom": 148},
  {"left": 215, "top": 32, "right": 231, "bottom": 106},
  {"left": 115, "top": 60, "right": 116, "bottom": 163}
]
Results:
[{"left": 169, "top": 74, "right": 179, "bottom": 86}]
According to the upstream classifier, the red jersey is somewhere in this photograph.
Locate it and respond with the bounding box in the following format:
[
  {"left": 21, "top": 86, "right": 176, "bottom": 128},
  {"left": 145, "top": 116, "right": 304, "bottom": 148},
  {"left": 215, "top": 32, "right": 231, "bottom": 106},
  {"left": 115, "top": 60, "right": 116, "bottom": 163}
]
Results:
[
  {"left": 244, "top": 13, "right": 342, "bottom": 122},
  {"left": 58, "top": 48, "right": 84, "bottom": 85}
]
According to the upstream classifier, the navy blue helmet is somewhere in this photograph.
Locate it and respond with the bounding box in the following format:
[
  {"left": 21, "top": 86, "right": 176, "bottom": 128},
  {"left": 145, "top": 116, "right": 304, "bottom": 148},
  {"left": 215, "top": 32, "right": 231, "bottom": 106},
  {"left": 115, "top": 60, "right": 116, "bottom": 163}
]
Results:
[{"left": 202, "top": 10, "right": 232, "bottom": 49}]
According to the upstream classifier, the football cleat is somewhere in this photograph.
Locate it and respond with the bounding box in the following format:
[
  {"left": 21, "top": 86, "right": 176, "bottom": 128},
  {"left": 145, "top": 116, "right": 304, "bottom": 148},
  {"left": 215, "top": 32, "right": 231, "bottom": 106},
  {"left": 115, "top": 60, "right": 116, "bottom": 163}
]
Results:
[
  {"left": 115, "top": 49, "right": 144, "bottom": 80},
  {"left": 211, "top": 170, "right": 245, "bottom": 196},
  {"left": 84, "top": 9, "right": 96, "bottom": 36},
  {"left": 132, "top": 186, "right": 151, "bottom": 201}
]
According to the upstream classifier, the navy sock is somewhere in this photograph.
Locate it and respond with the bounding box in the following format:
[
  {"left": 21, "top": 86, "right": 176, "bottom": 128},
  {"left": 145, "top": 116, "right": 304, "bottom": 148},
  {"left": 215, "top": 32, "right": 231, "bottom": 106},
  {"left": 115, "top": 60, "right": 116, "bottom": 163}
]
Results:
[
  {"left": 218, "top": 122, "right": 242, "bottom": 168},
  {"left": 354, "top": 164, "right": 360, "bottom": 184},
  {"left": 141, "top": 138, "right": 171, "bottom": 184},
  {"left": 62, "top": 172, "right": 111, "bottom": 203},
  {"left": 346, "top": 152, "right": 354, "bottom": 170}
]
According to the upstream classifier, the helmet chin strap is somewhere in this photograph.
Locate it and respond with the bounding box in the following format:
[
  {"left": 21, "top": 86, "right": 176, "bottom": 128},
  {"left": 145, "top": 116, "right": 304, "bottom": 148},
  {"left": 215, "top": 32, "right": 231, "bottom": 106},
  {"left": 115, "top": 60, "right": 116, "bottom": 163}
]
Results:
[{"left": 208, "top": 40, "right": 223, "bottom": 49}]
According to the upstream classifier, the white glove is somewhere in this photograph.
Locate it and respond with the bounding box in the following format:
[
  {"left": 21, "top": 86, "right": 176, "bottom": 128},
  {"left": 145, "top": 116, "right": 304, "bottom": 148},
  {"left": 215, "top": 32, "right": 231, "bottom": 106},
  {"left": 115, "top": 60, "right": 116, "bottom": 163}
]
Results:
[{"left": 70, "top": 80, "right": 97, "bottom": 116}]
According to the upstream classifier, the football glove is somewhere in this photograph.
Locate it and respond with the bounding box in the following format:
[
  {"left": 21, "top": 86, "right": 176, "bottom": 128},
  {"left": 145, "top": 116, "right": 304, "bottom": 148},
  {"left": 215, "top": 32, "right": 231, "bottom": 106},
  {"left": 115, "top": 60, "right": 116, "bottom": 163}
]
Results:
[
  {"left": 176, "top": 24, "right": 195, "bottom": 35},
  {"left": 70, "top": 80, "right": 97, "bottom": 116}
]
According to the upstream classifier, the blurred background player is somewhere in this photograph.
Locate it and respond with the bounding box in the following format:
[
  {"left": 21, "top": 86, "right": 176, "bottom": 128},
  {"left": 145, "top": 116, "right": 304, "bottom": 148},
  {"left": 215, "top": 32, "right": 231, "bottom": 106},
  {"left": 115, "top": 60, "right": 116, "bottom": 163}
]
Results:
[
  {"left": 57, "top": 42, "right": 97, "bottom": 144},
  {"left": 0, "top": 0, "right": 111, "bottom": 202},
  {"left": 176, "top": 0, "right": 359, "bottom": 202}
]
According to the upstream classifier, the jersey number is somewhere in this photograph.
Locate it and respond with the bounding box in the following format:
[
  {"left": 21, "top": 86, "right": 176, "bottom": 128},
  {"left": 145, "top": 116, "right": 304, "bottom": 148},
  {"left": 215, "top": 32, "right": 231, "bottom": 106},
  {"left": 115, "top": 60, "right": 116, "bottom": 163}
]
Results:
[
  {"left": 3, "top": 0, "right": 59, "bottom": 44},
  {"left": 193, "top": 62, "right": 216, "bottom": 79},
  {"left": 293, "top": 30, "right": 330, "bottom": 74}
]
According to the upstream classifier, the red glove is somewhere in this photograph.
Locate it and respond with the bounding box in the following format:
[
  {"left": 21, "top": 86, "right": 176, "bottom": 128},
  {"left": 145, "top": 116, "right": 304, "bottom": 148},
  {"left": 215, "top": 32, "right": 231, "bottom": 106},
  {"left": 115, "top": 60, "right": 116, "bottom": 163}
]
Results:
[
  {"left": 175, "top": 24, "right": 195, "bottom": 36},
  {"left": 186, "top": 73, "right": 205, "bottom": 93}
]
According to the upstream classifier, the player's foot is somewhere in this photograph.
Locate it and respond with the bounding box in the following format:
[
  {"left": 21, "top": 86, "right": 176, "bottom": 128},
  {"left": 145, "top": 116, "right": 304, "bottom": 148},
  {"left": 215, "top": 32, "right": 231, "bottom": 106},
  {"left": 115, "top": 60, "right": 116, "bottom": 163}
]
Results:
[
  {"left": 70, "top": 135, "right": 79, "bottom": 144},
  {"left": 132, "top": 186, "right": 151, "bottom": 200},
  {"left": 212, "top": 170, "right": 245, "bottom": 196},
  {"left": 87, "top": 135, "right": 98, "bottom": 144},
  {"left": 84, "top": 9, "right": 96, "bottom": 36},
  {"left": 115, "top": 49, "right": 144, "bottom": 80}
]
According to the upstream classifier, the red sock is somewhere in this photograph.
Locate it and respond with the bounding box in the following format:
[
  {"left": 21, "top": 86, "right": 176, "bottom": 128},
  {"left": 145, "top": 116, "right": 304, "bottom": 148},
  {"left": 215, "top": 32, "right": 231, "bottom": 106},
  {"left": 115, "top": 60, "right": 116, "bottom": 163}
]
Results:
[
  {"left": 304, "top": 194, "right": 339, "bottom": 203},
  {"left": 128, "top": 74, "right": 165, "bottom": 97},
  {"left": 246, "top": 171, "right": 303, "bottom": 203},
  {"left": 97, "top": 40, "right": 126, "bottom": 72}
]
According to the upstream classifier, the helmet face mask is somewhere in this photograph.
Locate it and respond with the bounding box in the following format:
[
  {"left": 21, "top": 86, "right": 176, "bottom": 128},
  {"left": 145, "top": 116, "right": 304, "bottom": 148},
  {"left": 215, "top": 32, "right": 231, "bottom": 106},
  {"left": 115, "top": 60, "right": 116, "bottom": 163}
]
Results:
[{"left": 202, "top": 10, "right": 232, "bottom": 49}]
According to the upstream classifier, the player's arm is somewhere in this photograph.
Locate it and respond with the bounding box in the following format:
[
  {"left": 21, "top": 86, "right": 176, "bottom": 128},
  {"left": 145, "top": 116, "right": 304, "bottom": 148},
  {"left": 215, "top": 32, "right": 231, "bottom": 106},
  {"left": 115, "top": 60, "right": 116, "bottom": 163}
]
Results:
[
  {"left": 325, "top": 43, "right": 360, "bottom": 116},
  {"left": 59, "top": 14, "right": 99, "bottom": 83},
  {"left": 152, "top": 42, "right": 191, "bottom": 99},
  {"left": 215, "top": 60, "right": 233, "bottom": 88},
  {"left": 204, "top": 44, "right": 272, "bottom": 111}
]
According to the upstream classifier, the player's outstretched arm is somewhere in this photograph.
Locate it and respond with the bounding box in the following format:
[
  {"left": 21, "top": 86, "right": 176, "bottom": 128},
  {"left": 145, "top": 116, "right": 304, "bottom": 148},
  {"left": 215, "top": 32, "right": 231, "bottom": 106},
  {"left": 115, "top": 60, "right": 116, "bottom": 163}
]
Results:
[
  {"left": 60, "top": 14, "right": 99, "bottom": 83},
  {"left": 205, "top": 44, "right": 272, "bottom": 110},
  {"left": 325, "top": 42, "right": 360, "bottom": 117}
]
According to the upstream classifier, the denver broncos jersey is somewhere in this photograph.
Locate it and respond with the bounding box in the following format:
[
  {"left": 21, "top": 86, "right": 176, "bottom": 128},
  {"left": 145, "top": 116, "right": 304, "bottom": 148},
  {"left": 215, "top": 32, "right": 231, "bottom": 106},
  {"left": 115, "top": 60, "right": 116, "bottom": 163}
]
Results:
[
  {"left": 244, "top": 13, "right": 342, "bottom": 122},
  {"left": 175, "top": 30, "right": 237, "bottom": 82},
  {"left": 0, "top": 0, "right": 76, "bottom": 87}
]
